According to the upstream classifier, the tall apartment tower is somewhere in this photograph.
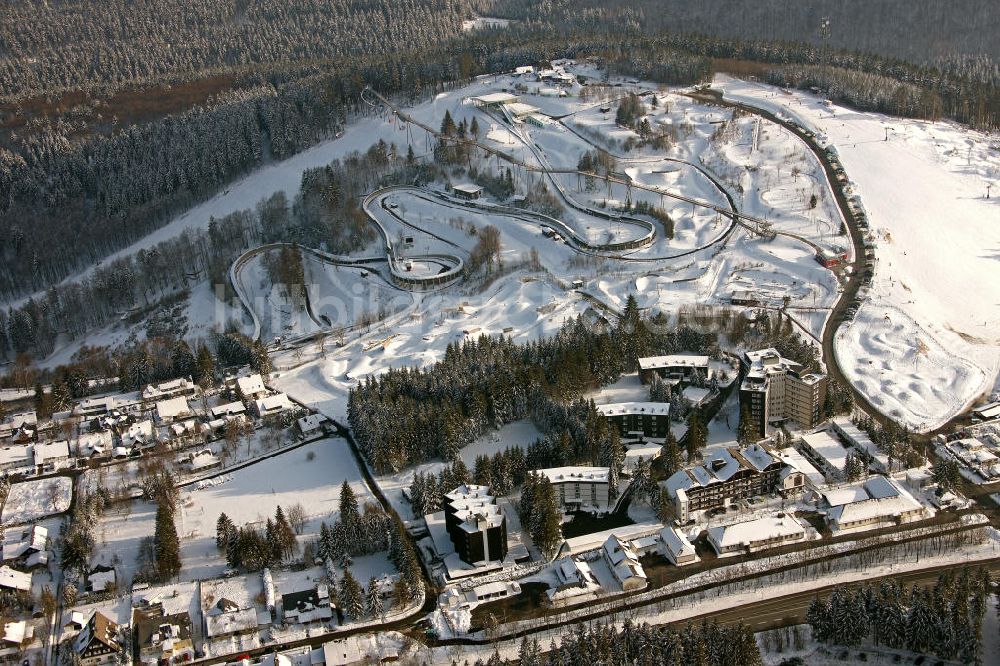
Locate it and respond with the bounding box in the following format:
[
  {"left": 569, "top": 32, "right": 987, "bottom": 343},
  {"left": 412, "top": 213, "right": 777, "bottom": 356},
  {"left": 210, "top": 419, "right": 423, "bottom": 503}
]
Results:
[{"left": 739, "top": 349, "right": 827, "bottom": 439}]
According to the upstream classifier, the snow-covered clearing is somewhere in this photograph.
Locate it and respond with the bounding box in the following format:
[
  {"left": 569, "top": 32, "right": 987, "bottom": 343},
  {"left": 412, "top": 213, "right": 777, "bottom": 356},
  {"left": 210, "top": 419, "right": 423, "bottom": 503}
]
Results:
[
  {"left": 1, "top": 476, "right": 72, "bottom": 525},
  {"left": 716, "top": 74, "right": 1000, "bottom": 430},
  {"left": 92, "top": 437, "right": 376, "bottom": 583}
]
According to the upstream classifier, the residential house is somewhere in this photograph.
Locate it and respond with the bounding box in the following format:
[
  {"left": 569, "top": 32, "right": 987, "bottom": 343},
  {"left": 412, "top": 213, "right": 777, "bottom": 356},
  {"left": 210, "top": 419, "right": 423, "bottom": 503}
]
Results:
[
  {"left": 204, "top": 597, "right": 258, "bottom": 641},
  {"left": 253, "top": 393, "right": 293, "bottom": 418},
  {"left": 0, "top": 566, "right": 31, "bottom": 592},
  {"left": 86, "top": 564, "right": 117, "bottom": 594},
  {"left": 73, "top": 612, "right": 123, "bottom": 666},
  {"left": 296, "top": 414, "right": 328, "bottom": 437},
  {"left": 142, "top": 378, "right": 197, "bottom": 402},
  {"left": 601, "top": 535, "right": 646, "bottom": 592},
  {"left": 236, "top": 374, "right": 267, "bottom": 399},
  {"left": 2, "top": 525, "right": 47, "bottom": 563},
  {"left": 282, "top": 584, "right": 334, "bottom": 625},
  {"left": 549, "top": 557, "right": 598, "bottom": 600},
  {"left": 135, "top": 609, "right": 194, "bottom": 666},
  {"left": 154, "top": 397, "right": 191, "bottom": 424},
  {"left": 658, "top": 526, "right": 697, "bottom": 566}
]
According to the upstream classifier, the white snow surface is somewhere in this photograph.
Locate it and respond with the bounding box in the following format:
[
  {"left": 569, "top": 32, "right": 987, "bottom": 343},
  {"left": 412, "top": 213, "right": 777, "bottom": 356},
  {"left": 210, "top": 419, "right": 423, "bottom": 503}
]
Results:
[
  {"left": 716, "top": 74, "right": 1000, "bottom": 430},
  {"left": 1, "top": 476, "right": 72, "bottom": 525}
]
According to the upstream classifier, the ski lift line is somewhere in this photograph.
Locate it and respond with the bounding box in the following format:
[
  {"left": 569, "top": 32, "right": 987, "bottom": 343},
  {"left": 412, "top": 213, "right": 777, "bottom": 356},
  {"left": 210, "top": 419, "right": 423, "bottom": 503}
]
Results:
[{"left": 362, "top": 86, "right": 773, "bottom": 238}]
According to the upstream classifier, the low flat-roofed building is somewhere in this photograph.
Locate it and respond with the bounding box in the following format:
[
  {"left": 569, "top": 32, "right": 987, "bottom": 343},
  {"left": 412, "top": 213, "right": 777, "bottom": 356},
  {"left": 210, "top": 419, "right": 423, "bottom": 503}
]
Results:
[
  {"left": 638, "top": 354, "right": 711, "bottom": 385},
  {"left": 831, "top": 417, "right": 889, "bottom": 473},
  {"left": 596, "top": 402, "right": 670, "bottom": 439},
  {"left": 707, "top": 514, "right": 806, "bottom": 555},
  {"left": 823, "top": 476, "right": 927, "bottom": 533},
  {"left": 450, "top": 183, "right": 484, "bottom": 200},
  {"left": 470, "top": 92, "right": 519, "bottom": 108},
  {"left": 799, "top": 429, "right": 851, "bottom": 480}
]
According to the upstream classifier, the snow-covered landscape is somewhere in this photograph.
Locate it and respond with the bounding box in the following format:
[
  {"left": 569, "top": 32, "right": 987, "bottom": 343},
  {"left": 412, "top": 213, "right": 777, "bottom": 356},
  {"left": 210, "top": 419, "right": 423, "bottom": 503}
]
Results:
[{"left": 1, "top": 8, "right": 998, "bottom": 661}]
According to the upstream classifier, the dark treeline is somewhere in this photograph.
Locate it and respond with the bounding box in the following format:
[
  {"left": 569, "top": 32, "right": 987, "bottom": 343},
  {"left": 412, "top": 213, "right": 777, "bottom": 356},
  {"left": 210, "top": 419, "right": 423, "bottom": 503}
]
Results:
[
  {"left": 0, "top": 0, "right": 490, "bottom": 99},
  {"left": 806, "top": 568, "right": 992, "bottom": 664},
  {"left": 503, "top": 619, "right": 762, "bottom": 666},
  {"left": 495, "top": 0, "right": 999, "bottom": 73},
  {"left": 348, "top": 296, "right": 717, "bottom": 473}
]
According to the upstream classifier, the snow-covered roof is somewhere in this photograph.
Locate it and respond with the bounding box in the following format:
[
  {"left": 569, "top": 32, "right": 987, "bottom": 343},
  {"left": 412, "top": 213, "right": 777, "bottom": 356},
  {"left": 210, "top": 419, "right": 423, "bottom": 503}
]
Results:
[
  {"left": 88, "top": 566, "right": 116, "bottom": 592},
  {"left": 2, "top": 620, "right": 29, "bottom": 645},
  {"left": 825, "top": 477, "right": 924, "bottom": 528},
  {"left": 595, "top": 402, "right": 669, "bottom": 417},
  {"left": 122, "top": 420, "right": 154, "bottom": 446},
  {"left": 973, "top": 401, "right": 1000, "bottom": 420},
  {"left": 776, "top": 448, "right": 826, "bottom": 487},
  {"left": 506, "top": 102, "right": 540, "bottom": 117},
  {"left": 681, "top": 386, "right": 711, "bottom": 405},
  {"left": 0, "top": 445, "right": 32, "bottom": 468},
  {"left": 188, "top": 451, "right": 220, "bottom": 471},
  {"left": 143, "top": 377, "right": 195, "bottom": 400},
  {"left": 0, "top": 566, "right": 31, "bottom": 591},
  {"left": 155, "top": 396, "right": 190, "bottom": 421},
  {"left": 602, "top": 535, "right": 646, "bottom": 584},
  {"left": 33, "top": 439, "right": 70, "bottom": 464},
  {"left": 297, "top": 413, "right": 327, "bottom": 432},
  {"left": 205, "top": 606, "right": 257, "bottom": 638},
  {"left": 659, "top": 526, "right": 696, "bottom": 560},
  {"left": 254, "top": 393, "right": 293, "bottom": 415},
  {"left": 637, "top": 354, "right": 710, "bottom": 370},
  {"left": 800, "top": 430, "right": 851, "bottom": 472},
  {"left": 707, "top": 515, "right": 805, "bottom": 550},
  {"left": 472, "top": 92, "right": 518, "bottom": 105},
  {"left": 211, "top": 401, "right": 246, "bottom": 418},
  {"left": 537, "top": 466, "right": 609, "bottom": 485},
  {"left": 832, "top": 418, "right": 888, "bottom": 469},
  {"left": 737, "top": 443, "right": 777, "bottom": 472},
  {"left": 236, "top": 374, "right": 267, "bottom": 397},
  {"left": 451, "top": 183, "right": 483, "bottom": 195},
  {"left": 323, "top": 637, "right": 366, "bottom": 666},
  {"left": 2, "top": 525, "right": 47, "bottom": 561}
]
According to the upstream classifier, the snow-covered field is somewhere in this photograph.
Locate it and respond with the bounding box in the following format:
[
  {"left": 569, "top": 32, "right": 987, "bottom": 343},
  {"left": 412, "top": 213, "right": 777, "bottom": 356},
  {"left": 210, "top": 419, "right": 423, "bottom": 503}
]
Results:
[
  {"left": 716, "top": 74, "right": 1000, "bottom": 430},
  {"left": 1, "top": 476, "right": 72, "bottom": 525},
  {"left": 92, "top": 437, "right": 377, "bottom": 583}
]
